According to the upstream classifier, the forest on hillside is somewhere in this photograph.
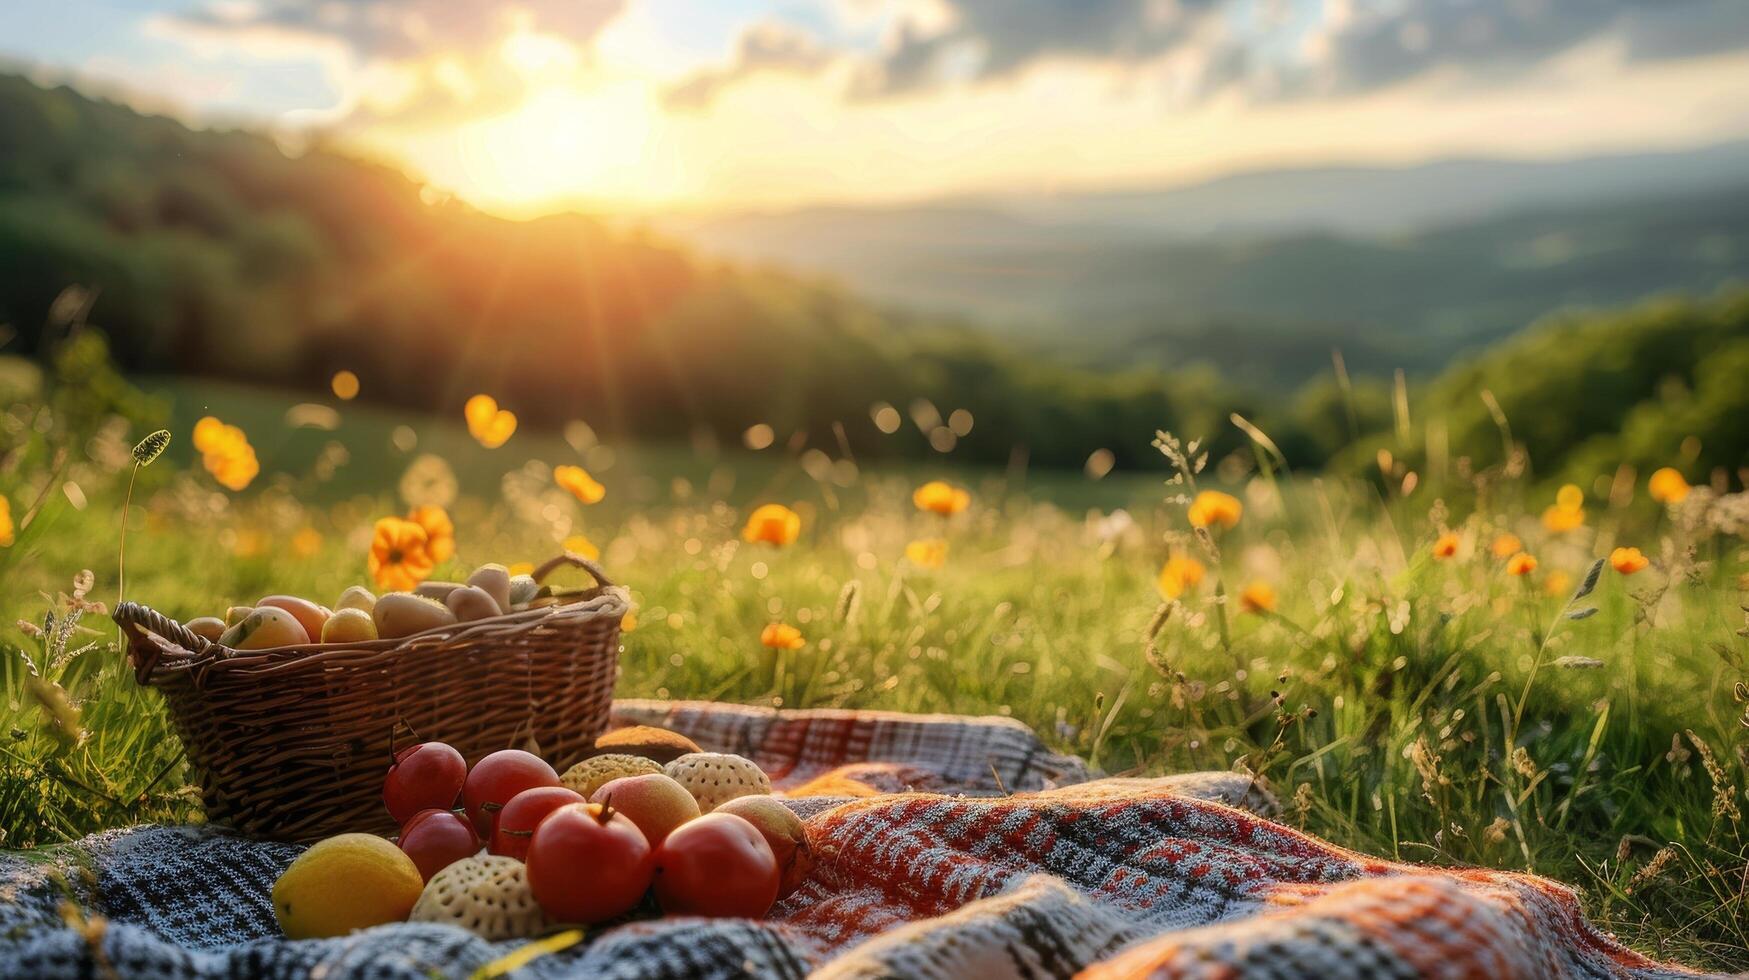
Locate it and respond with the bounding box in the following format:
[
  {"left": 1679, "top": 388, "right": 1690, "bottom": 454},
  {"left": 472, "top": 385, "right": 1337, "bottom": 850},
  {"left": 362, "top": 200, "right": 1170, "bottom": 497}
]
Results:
[{"left": 1, "top": 73, "right": 1745, "bottom": 482}]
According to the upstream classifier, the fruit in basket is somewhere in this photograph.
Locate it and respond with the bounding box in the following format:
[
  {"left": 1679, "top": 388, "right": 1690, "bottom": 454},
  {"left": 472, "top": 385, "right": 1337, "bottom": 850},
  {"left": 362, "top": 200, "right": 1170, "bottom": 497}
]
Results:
[
  {"left": 716, "top": 796, "right": 813, "bottom": 898},
  {"left": 224, "top": 605, "right": 255, "bottom": 627},
  {"left": 651, "top": 813, "right": 779, "bottom": 918},
  {"left": 185, "top": 616, "right": 227, "bottom": 642},
  {"left": 464, "top": 749, "right": 562, "bottom": 835},
  {"left": 256, "top": 595, "right": 331, "bottom": 641},
  {"left": 413, "top": 581, "right": 465, "bottom": 603},
  {"left": 590, "top": 773, "right": 699, "bottom": 847},
  {"left": 335, "top": 585, "right": 377, "bottom": 614},
  {"left": 591, "top": 725, "right": 702, "bottom": 764},
  {"left": 219, "top": 606, "right": 310, "bottom": 650},
  {"left": 373, "top": 592, "right": 458, "bottom": 639},
  {"left": 525, "top": 802, "right": 654, "bottom": 923},
  {"left": 321, "top": 607, "right": 378, "bottom": 643},
  {"left": 272, "top": 833, "right": 424, "bottom": 939},
  {"left": 445, "top": 585, "right": 502, "bottom": 622},
  {"left": 507, "top": 574, "right": 540, "bottom": 609},
  {"left": 466, "top": 563, "right": 512, "bottom": 612},
  {"left": 384, "top": 741, "right": 468, "bottom": 824},
  {"left": 560, "top": 754, "right": 663, "bottom": 799},
  {"left": 398, "top": 808, "right": 480, "bottom": 882},
  {"left": 664, "top": 753, "right": 772, "bottom": 813},
  {"left": 490, "top": 785, "right": 585, "bottom": 861},
  {"left": 410, "top": 854, "right": 550, "bottom": 940}
]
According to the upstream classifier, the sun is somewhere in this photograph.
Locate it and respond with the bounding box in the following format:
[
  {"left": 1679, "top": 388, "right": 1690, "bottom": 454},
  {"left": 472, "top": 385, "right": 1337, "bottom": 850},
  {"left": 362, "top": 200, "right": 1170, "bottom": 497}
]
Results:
[{"left": 385, "top": 77, "right": 666, "bottom": 216}]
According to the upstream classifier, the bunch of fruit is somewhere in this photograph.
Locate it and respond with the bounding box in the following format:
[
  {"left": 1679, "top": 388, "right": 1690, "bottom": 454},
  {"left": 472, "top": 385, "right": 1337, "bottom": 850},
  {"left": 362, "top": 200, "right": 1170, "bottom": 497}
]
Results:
[
  {"left": 184, "top": 563, "right": 553, "bottom": 648},
  {"left": 271, "top": 726, "right": 813, "bottom": 941}
]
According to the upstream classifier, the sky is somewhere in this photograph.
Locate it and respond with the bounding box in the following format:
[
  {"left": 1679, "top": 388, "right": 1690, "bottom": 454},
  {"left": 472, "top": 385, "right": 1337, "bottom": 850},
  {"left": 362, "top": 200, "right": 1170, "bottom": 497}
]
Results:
[{"left": 4, "top": 0, "right": 1749, "bottom": 216}]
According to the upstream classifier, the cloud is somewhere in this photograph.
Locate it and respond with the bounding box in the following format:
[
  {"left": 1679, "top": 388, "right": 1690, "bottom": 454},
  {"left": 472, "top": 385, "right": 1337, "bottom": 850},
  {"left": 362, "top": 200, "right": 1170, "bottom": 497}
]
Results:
[
  {"left": 1300, "top": 0, "right": 1749, "bottom": 97},
  {"left": 152, "top": 0, "right": 629, "bottom": 127},
  {"left": 161, "top": 0, "right": 626, "bottom": 62},
  {"left": 838, "top": 0, "right": 1749, "bottom": 102},
  {"left": 662, "top": 20, "right": 836, "bottom": 110},
  {"left": 853, "top": 0, "right": 1220, "bottom": 97}
]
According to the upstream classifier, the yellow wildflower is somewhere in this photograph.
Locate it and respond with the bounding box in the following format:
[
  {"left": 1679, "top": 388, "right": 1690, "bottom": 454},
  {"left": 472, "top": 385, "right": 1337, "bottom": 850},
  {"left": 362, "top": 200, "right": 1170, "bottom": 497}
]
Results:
[
  {"left": 1187, "top": 490, "right": 1242, "bottom": 530},
  {"left": 406, "top": 504, "right": 455, "bottom": 564},
  {"left": 554, "top": 465, "right": 605, "bottom": 505},
  {"left": 905, "top": 538, "right": 949, "bottom": 569},
  {"left": 742, "top": 504, "right": 801, "bottom": 547},
  {"left": 1610, "top": 547, "right": 1650, "bottom": 575},
  {"left": 1541, "top": 484, "right": 1585, "bottom": 533},
  {"left": 913, "top": 481, "right": 970, "bottom": 517},
  {"left": 1648, "top": 467, "right": 1690, "bottom": 505},
  {"left": 1238, "top": 581, "right": 1276, "bottom": 613},
  {"left": 464, "top": 394, "right": 517, "bottom": 449},
  {"left": 760, "top": 623, "right": 805, "bottom": 650},
  {"left": 1432, "top": 532, "right": 1459, "bottom": 559},
  {"left": 193, "top": 416, "right": 259, "bottom": 492},
  {"left": 1157, "top": 555, "right": 1206, "bottom": 599},
  {"left": 369, "top": 517, "right": 434, "bottom": 592}
]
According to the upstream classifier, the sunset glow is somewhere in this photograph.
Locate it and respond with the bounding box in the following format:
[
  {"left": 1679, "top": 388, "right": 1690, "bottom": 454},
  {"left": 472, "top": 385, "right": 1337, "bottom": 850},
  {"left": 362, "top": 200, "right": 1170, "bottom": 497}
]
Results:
[{"left": 6, "top": 1, "right": 1749, "bottom": 215}]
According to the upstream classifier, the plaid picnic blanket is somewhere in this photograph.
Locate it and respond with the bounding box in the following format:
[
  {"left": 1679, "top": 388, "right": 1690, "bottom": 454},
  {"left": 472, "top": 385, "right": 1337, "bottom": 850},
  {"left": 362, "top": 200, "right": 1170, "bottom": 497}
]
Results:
[{"left": 0, "top": 700, "right": 1715, "bottom": 979}]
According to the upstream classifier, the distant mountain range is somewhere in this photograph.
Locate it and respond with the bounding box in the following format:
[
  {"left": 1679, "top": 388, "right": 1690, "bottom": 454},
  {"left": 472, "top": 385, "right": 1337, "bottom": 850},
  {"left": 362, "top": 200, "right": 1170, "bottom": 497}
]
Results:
[{"left": 656, "top": 142, "right": 1749, "bottom": 384}]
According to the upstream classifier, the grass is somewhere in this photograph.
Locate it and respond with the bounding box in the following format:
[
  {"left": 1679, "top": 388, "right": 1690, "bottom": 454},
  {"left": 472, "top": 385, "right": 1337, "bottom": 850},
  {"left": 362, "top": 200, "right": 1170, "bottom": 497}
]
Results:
[{"left": 2, "top": 377, "right": 1746, "bottom": 971}]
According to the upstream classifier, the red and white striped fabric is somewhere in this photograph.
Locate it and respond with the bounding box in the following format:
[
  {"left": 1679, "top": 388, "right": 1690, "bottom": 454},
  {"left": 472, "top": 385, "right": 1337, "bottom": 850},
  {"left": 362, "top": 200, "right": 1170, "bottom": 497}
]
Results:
[{"left": 606, "top": 700, "right": 1711, "bottom": 979}]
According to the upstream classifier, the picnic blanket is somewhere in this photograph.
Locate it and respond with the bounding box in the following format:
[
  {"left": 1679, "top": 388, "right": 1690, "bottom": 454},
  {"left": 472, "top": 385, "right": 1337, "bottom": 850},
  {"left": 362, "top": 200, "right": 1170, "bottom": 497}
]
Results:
[{"left": 0, "top": 699, "right": 1715, "bottom": 979}]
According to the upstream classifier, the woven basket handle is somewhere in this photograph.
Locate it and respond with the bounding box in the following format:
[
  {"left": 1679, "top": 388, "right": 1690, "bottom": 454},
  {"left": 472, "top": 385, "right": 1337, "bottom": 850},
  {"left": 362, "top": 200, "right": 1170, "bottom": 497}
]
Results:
[
  {"left": 113, "top": 600, "right": 220, "bottom": 684},
  {"left": 531, "top": 552, "right": 615, "bottom": 589}
]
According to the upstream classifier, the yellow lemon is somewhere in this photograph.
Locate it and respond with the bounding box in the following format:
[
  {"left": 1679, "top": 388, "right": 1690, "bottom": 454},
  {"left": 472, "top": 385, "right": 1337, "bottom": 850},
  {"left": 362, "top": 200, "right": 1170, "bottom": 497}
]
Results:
[
  {"left": 320, "top": 607, "right": 378, "bottom": 643},
  {"left": 272, "top": 833, "right": 423, "bottom": 939}
]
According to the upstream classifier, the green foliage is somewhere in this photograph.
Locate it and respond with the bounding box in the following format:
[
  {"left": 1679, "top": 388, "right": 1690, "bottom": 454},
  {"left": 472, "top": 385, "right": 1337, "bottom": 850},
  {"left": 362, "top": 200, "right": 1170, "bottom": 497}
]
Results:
[
  {"left": 1, "top": 74, "right": 1745, "bottom": 485},
  {"left": 1343, "top": 291, "right": 1749, "bottom": 487},
  {"left": 0, "top": 75, "right": 1263, "bottom": 471}
]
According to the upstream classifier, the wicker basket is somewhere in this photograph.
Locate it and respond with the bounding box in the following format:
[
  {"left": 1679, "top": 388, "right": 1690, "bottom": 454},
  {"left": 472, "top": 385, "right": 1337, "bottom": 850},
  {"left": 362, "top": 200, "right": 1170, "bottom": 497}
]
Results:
[{"left": 114, "top": 553, "right": 627, "bottom": 842}]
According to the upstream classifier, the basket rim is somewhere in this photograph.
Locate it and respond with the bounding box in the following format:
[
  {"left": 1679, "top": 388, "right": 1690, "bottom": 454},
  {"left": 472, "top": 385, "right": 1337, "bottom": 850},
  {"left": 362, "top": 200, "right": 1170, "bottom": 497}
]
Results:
[{"left": 114, "top": 552, "right": 627, "bottom": 682}]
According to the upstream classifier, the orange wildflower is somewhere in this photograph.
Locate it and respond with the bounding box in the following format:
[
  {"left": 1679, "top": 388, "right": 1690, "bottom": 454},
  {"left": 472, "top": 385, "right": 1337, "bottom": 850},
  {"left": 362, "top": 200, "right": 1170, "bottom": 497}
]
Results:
[
  {"left": 905, "top": 538, "right": 949, "bottom": 569},
  {"left": 1648, "top": 467, "right": 1690, "bottom": 505},
  {"left": 1187, "top": 490, "right": 1242, "bottom": 530},
  {"left": 0, "top": 495, "right": 12, "bottom": 547},
  {"left": 1490, "top": 533, "right": 1523, "bottom": 559},
  {"left": 464, "top": 394, "right": 517, "bottom": 449},
  {"left": 1506, "top": 552, "right": 1538, "bottom": 577},
  {"left": 1432, "top": 532, "right": 1459, "bottom": 559},
  {"left": 760, "top": 623, "right": 805, "bottom": 650},
  {"left": 913, "top": 481, "right": 970, "bottom": 516},
  {"left": 554, "top": 465, "right": 605, "bottom": 505},
  {"left": 406, "top": 504, "right": 455, "bottom": 564},
  {"left": 742, "top": 504, "right": 801, "bottom": 546},
  {"left": 1238, "top": 581, "right": 1277, "bottom": 613},
  {"left": 368, "top": 517, "right": 434, "bottom": 592},
  {"left": 563, "top": 534, "right": 601, "bottom": 561},
  {"left": 1610, "top": 546, "right": 1650, "bottom": 575},
  {"left": 1157, "top": 555, "right": 1207, "bottom": 599}
]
